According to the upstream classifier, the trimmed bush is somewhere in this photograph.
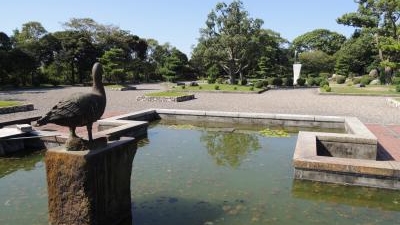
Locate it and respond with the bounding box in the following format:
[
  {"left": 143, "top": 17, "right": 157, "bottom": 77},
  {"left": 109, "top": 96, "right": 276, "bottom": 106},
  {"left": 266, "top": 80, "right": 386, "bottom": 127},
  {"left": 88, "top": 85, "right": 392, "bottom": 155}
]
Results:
[
  {"left": 323, "top": 84, "right": 331, "bottom": 92},
  {"left": 297, "top": 77, "right": 306, "bottom": 86},
  {"left": 392, "top": 77, "right": 400, "bottom": 85},
  {"left": 282, "top": 77, "right": 293, "bottom": 86},
  {"left": 207, "top": 78, "right": 216, "bottom": 84},
  {"left": 352, "top": 77, "right": 361, "bottom": 84},
  {"left": 268, "top": 77, "right": 283, "bottom": 86},
  {"left": 216, "top": 78, "right": 224, "bottom": 84},
  {"left": 254, "top": 80, "right": 264, "bottom": 89},
  {"left": 240, "top": 79, "right": 247, "bottom": 85},
  {"left": 396, "top": 85, "right": 400, "bottom": 92},
  {"left": 319, "top": 80, "right": 329, "bottom": 87},
  {"left": 336, "top": 75, "right": 346, "bottom": 84},
  {"left": 360, "top": 75, "right": 372, "bottom": 85},
  {"left": 306, "top": 77, "right": 317, "bottom": 86},
  {"left": 214, "top": 85, "right": 220, "bottom": 90}
]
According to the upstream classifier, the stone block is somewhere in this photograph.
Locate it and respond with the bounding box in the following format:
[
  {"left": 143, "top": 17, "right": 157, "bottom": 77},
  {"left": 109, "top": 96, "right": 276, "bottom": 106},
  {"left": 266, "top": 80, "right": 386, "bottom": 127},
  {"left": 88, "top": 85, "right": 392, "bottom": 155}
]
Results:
[{"left": 45, "top": 138, "right": 136, "bottom": 225}]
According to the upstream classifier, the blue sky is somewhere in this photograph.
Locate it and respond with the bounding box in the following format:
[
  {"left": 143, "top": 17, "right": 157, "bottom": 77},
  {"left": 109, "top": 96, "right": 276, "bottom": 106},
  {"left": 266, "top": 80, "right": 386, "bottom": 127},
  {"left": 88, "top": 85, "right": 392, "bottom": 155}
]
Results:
[{"left": 1, "top": 0, "right": 357, "bottom": 56}]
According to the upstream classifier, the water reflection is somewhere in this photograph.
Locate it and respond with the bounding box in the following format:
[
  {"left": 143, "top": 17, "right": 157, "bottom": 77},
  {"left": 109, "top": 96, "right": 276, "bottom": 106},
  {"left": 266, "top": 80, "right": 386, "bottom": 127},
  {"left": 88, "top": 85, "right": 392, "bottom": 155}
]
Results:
[
  {"left": 200, "top": 130, "right": 261, "bottom": 168},
  {"left": 0, "top": 150, "right": 44, "bottom": 178},
  {"left": 132, "top": 196, "right": 223, "bottom": 225},
  {"left": 292, "top": 180, "right": 400, "bottom": 211}
]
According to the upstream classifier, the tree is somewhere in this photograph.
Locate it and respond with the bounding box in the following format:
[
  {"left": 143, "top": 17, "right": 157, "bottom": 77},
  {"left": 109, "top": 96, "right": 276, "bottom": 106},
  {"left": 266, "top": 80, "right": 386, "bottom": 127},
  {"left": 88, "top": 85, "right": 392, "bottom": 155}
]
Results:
[
  {"left": 200, "top": 131, "right": 260, "bottom": 168},
  {"left": 292, "top": 29, "right": 346, "bottom": 55},
  {"left": 100, "top": 48, "right": 127, "bottom": 83},
  {"left": 337, "top": 0, "right": 400, "bottom": 80},
  {"left": 334, "top": 33, "right": 378, "bottom": 76},
  {"left": 197, "top": 0, "right": 263, "bottom": 84},
  {"left": 299, "top": 51, "right": 335, "bottom": 75}
]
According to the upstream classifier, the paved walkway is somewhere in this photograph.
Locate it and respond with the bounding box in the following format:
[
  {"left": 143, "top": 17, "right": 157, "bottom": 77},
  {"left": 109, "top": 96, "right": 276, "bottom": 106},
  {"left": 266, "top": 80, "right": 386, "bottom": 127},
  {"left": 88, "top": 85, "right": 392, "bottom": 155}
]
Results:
[
  {"left": 366, "top": 124, "right": 400, "bottom": 161},
  {"left": 0, "top": 83, "right": 399, "bottom": 160}
]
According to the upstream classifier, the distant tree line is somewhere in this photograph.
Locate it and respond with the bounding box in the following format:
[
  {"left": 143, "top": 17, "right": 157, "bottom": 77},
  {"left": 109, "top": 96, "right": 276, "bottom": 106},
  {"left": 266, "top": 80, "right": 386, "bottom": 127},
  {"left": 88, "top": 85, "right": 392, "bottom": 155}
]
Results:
[
  {"left": 0, "top": 18, "right": 191, "bottom": 87},
  {"left": 1, "top": 0, "right": 399, "bottom": 88}
]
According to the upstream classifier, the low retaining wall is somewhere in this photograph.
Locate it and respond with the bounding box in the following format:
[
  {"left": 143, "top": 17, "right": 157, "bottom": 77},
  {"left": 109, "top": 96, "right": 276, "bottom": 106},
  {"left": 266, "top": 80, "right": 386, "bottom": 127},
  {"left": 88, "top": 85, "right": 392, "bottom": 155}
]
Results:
[
  {"left": 97, "top": 108, "right": 399, "bottom": 189},
  {"left": 136, "top": 94, "right": 195, "bottom": 102},
  {"left": 0, "top": 103, "right": 34, "bottom": 114}
]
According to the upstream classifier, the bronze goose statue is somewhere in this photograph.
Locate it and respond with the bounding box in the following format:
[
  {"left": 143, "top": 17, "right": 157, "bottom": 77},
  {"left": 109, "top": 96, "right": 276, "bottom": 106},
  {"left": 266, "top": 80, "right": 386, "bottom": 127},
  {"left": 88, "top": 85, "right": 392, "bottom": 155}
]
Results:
[{"left": 36, "top": 62, "right": 106, "bottom": 144}]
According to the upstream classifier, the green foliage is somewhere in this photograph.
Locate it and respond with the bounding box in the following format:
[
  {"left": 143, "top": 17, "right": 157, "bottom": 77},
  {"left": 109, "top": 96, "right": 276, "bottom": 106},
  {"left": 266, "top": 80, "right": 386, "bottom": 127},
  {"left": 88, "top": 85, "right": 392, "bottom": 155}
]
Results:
[
  {"left": 296, "top": 77, "right": 306, "bottom": 86},
  {"left": 323, "top": 84, "right": 331, "bottom": 92},
  {"left": 352, "top": 77, "right": 361, "bottom": 84},
  {"left": 254, "top": 80, "right": 264, "bottom": 88},
  {"left": 216, "top": 78, "right": 224, "bottom": 84},
  {"left": 267, "top": 77, "right": 283, "bottom": 86},
  {"left": 396, "top": 85, "right": 400, "bottom": 92},
  {"left": 214, "top": 84, "right": 220, "bottom": 90},
  {"left": 206, "top": 64, "right": 219, "bottom": 84},
  {"left": 282, "top": 77, "right": 293, "bottom": 86},
  {"left": 334, "top": 33, "right": 378, "bottom": 76},
  {"left": 336, "top": 75, "right": 346, "bottom": 84},
  {"left": 319, "top": 80, "right": 329, "bottom": 87},
  {"left": 306, "top": 77, "right": 317, "bottom": 86},
  {"left": 292, "top": 29, "right": 346, "bottom": 55},
  {"left": 299, "top": 51, "right": 335, "bottom": 75},
  {"left": 200, "top": 131, "right": 261, "bottom": 168},
  {"left": 392, "top": 77, "right": 400, "bottom": 85},
  {"left": 259, "top": 128, "right": 289, "bottom": 137},
  {"left": 360, "top": 75, "right": 372, "bottom": 85},
  {"left": 194, "top": 0, "right": 275, "bottom": 84}
]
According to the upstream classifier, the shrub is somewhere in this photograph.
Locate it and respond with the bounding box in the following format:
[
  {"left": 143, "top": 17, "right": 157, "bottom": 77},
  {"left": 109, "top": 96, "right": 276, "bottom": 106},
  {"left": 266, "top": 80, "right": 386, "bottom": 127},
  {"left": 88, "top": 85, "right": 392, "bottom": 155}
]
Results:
[
  {"left": 262, "top": 79, "right": 268, "bottom": 87},
  {"left": 181, "top": 85, "right": 186, "bottom": 89},
  {"left": 214, "top": 85, "right": 220, "bottom": 90},
  {"left": 282, "top": 77, "right": 293, "bottom": 86},
  {"left": 352, "top": 77, "right": 361, "bottom": 84},
  {"left": 297, "top": 77, "right": 306, "bottom": 86},
  {"left": 319, "top": 72, "right": 330, "bottom": 79},
  {"left": 199, "top": 86, "right": 202, "bottom": 90},
  {"left": 306, "top": 77, "right": 317, "bottom": 86},
  {"left": 216, "top": 78, "right": 224, "bottom": 84},
  {"left": 360, "top": 75, "right": 372, "bottom": 85},
  {"left": 207, "top": 77, "right": 216, "bottom": 84},
  {"left": 392, "top": 77, "right": 400, "bottom": 85},
  {"left": 336, "top": 76, "right": 346, "bottom": 84},
  {"left": 319, "top": 80, "right": 329, "bottom": 87},
  {"left": 240, "top": 78, "right": 247, "bottom": 86},
  {"left": 396, "top": 85, "right": 400, "bottom": 92},
  {"left": 323, "top": 84, "right": 331, "bottom": 92},
  {"left": 268, "top": 77, "right": 283, "bottom": 86},
  {"left": 254, "top": 80, "right": 264, "bottom": 88},
  {"left": 233, "top": 86, "right": 238, "bottom": 90},
  {"left": 249, "top": 86, "right": 254, "bottom": 91}
]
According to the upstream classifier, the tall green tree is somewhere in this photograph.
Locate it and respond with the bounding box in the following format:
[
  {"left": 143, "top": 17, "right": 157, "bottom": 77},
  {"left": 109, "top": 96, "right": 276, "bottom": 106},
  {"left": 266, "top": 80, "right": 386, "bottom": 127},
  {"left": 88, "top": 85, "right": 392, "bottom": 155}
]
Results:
[
  {"left": 197, "top": 0, "right": 263, "bottom": 84},
  {"left": 337, "top": 0, "right": 399, "bottom": 79},
  {"left": 292, "top": 29, "right": 346, "bottom": 55},
  {"left": 100, "top": 48, "right": 127, "bottom": 83}
]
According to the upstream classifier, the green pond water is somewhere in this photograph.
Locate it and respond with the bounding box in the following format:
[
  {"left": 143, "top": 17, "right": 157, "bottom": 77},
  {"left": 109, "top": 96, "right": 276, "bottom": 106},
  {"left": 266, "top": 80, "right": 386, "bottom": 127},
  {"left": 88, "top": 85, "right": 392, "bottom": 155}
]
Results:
[{"left": 1, "top": 123, "right": 400, "bottom": 225}]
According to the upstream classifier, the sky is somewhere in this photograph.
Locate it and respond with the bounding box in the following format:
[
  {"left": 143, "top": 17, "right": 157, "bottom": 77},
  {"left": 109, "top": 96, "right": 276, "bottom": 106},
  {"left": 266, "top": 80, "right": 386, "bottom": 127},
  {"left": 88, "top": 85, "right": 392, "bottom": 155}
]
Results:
[{"left": 1, "top": 0, "right": 358, "bottom": 56}]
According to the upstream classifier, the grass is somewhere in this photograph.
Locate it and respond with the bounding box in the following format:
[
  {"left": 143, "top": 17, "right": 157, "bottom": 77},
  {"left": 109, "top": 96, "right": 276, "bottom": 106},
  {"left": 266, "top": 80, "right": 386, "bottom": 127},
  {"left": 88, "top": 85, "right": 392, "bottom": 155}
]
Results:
[
  {"left": 174, "top": 83, "right": 263, "bottom": 92},
  {"left": 320, "top": 83, "right": 400, "bottom": 96},
  {"left": 0, "top": 101, "right": 22, "bottom": 108},
  {"left": 145, "top": 91, "right": 190, "bottom": 97}
]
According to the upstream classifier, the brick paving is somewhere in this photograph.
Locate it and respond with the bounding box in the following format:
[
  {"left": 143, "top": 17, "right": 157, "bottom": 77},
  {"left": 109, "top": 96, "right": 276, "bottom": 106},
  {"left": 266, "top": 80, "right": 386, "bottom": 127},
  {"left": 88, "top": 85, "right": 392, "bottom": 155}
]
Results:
[{"left": 366, "top": 124, "right": 400, "bottom": 161}]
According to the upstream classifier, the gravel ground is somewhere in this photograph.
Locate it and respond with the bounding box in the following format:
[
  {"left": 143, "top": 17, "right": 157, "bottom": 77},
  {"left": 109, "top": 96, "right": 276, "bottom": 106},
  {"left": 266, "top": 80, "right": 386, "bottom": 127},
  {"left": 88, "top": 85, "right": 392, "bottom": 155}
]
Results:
[{"left": 0, "top": 83, "right": 399, "bottom": 125}]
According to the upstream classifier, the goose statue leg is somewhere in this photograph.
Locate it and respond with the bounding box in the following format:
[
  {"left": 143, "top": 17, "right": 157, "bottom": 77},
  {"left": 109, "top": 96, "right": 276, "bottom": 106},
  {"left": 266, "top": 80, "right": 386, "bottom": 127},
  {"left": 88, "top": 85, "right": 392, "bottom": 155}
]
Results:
[{"left": 87, "top": 123, "right": 93, "bottom": 142}]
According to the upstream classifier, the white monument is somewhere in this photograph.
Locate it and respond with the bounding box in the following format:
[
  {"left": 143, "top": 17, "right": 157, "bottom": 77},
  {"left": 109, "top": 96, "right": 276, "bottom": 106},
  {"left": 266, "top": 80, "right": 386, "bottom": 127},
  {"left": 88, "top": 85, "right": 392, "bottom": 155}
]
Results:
[{"left": 293, "top": 50, "right": 302, "bottom": 85}]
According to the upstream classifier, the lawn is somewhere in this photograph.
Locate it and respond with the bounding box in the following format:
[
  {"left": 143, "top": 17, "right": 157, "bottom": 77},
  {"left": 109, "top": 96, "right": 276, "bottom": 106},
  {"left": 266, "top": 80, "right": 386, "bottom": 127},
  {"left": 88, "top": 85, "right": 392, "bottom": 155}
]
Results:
[
  {"left": 0, "top": 101, "right": 21, "bottom": 108},
  {"left": 321, "top": 84, "right": 400, "bottom": 96},
  {"left": 173, "top": 83, "right": 263, "bottom": 92}
]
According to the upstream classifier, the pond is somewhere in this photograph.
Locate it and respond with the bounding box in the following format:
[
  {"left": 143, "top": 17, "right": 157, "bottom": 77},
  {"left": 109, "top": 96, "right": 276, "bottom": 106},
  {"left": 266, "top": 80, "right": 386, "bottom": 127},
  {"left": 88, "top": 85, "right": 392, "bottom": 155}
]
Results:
[{"left": 0, "top": 122, "right": 399, "bottom": 225}]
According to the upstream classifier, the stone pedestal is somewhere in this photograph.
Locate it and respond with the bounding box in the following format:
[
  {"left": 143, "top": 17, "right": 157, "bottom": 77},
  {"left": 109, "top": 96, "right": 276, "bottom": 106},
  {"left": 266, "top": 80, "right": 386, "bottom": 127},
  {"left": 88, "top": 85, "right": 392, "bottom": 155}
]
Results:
[{"left": 45, "top": 138, "right": 136, "bottom": 225}]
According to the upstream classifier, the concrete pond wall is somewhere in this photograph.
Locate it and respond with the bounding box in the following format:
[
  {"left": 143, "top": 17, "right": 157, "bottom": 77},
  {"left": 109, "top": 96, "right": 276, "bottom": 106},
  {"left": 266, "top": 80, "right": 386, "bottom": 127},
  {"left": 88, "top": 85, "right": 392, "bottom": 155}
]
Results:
[{"left": 95, "top": 108, "right": 399, "bottom": 190}]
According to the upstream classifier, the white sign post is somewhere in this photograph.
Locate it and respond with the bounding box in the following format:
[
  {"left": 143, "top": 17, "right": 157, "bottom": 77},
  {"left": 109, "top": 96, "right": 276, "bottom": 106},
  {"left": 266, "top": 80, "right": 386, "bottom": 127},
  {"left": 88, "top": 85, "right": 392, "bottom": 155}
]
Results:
[{"left": 293, "top": 63, "right": 302, "bottom": 85}]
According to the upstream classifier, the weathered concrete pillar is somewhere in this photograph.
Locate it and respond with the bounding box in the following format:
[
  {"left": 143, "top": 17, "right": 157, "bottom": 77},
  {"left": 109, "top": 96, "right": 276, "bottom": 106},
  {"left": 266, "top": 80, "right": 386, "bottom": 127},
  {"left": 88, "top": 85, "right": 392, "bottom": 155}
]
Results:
[{"left": 45, "top": 138, "right": 136, "bottom": 225}]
